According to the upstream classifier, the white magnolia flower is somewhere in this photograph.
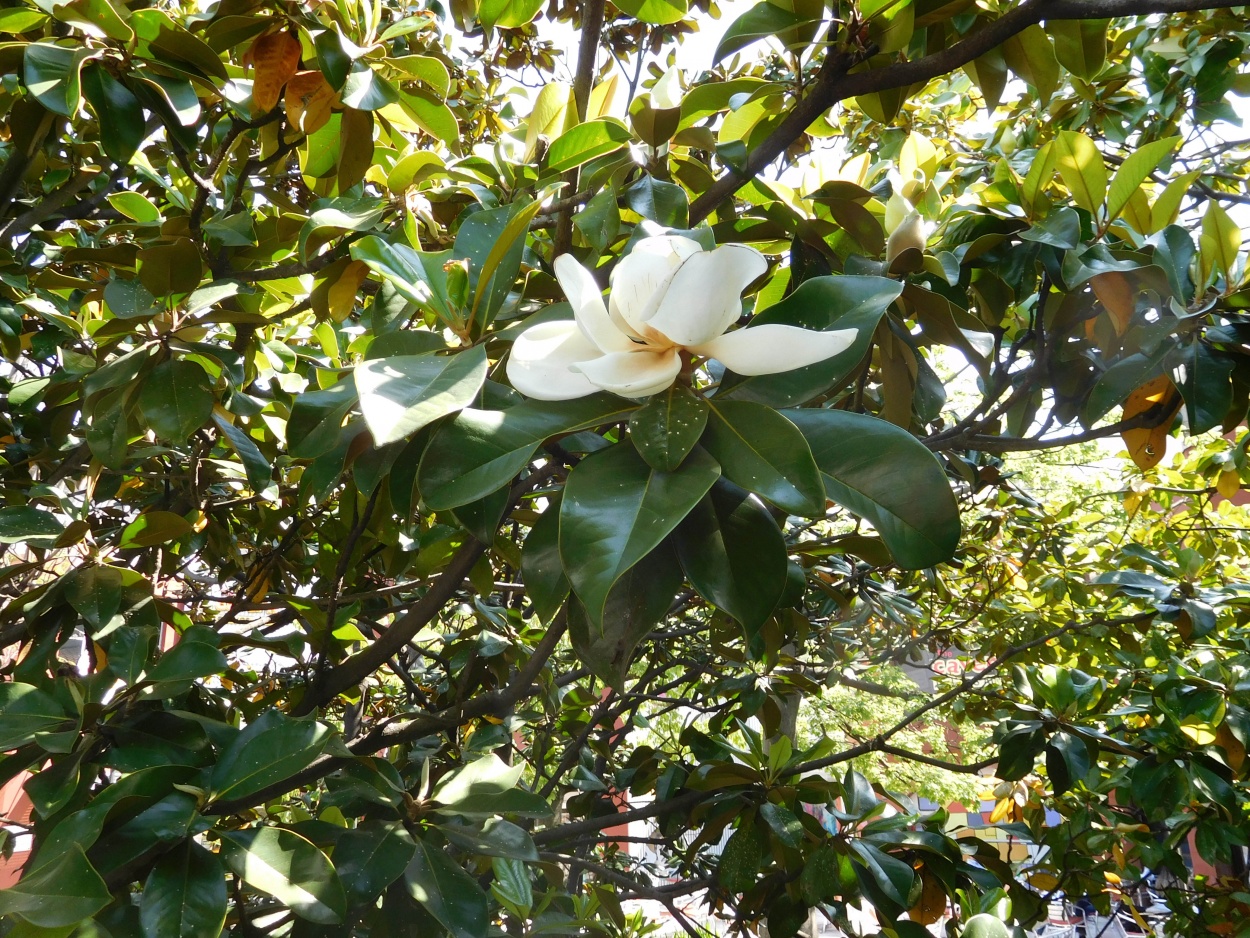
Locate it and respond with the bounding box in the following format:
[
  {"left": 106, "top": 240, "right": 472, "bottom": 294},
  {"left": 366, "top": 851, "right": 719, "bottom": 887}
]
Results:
[{"left": 506, "top": 235, "right": 858, "bottom": 400}]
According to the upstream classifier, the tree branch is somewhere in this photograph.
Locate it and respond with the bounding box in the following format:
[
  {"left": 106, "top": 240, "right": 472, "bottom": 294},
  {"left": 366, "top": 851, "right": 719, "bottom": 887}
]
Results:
[{"left": 689, "top": 0, "right": 1240, "bottom": 224}]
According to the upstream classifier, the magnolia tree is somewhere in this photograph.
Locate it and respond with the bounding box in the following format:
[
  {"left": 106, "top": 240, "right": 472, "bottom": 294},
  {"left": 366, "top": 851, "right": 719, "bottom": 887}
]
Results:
[{"left": 6, "top": 0, "right": 1250, "bottom": 935}]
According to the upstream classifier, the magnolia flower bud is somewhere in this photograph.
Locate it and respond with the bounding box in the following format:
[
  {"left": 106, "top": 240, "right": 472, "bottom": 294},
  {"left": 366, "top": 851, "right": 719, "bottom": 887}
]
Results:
[{"left": 885, "top": 212, "right": 927, "bottom": 266}]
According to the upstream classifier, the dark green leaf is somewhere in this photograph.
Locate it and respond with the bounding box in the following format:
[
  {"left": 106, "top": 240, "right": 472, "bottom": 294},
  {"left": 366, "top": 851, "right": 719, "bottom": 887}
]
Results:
[
  {"left": 568, "top": 541, "right": 683, "bottom": 688},
  {"left": 333, "top": 821, "right": 417, "bottom": 908},
  {"left": 418, "top": 395, "right": 637, "bottom": 510},
  {"left": 786, "top": 409, "right": 960, "bottom": 569},
  {"left": 0, "top": 845, "right": 109, "bottom": 928},
  {"left": 560, "top": 443, "right": 718, "bottom": 624},
  {"left": 718, "top": 821, "right": 764, "bottom": 892},
  {"left": 850, "top": 841, "right": 914, "bottom": 907},
  {"left": 628, "top": 385, "right": 708, "bottom": 472},
  {"left": 23, "top": 43, "right": 90, "bottom": 116},
  {"left": 0, "top": 506, "right": 65, "bottom": 545},
  {"left": 138, "top": 360, "right": 214, "bottom": 442},
  {"left": 81, "top": 64, "right": 145, "bottom": 163},
  {"left": 221, "top": 827, "right": 347, "bottom": 924},
  {"left": 403, "top": 837, "right": 490, "bottom": 938},
  {"left": 675, "top": 480, "right": 787, "bottom": 638},
  {"left": 355, "top": 349, "right": 488, "bottom": 446},
  {"left": 140, "top": 840, "right": 227, "bottom": 938},
  {"left": 208, "top": 709, "right": 336, "bottom": 804},
  {"left": 521, "top": 506, "right": 568, "bottom": 625},
  {"left": 701, "top": 402, "right": 824, "bottom": 517}
]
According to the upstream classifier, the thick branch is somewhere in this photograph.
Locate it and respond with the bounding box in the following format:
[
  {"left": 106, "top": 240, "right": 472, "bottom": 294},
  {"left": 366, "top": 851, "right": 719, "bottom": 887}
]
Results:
[
  {"left": 553, "top": 0, "right": 606, "bottom": 257},
  {"left": 689, "top": 0, "right": 1240, "bottom": 224}
]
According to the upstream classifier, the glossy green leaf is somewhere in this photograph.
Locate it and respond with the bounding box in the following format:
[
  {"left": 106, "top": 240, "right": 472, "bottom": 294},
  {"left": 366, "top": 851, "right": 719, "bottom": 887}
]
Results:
[
  {"left": 0, "top": 846, "right": 110, "bottom": 928},
  {"left": 221, "top": 827, "right": 346, "bottom": 924},
  {"left": 23, "top": 43, "right": 91, "bottom": 117},
  {"left": 104, "top": 278, "right": 158, "bottom": 319},
  {"left": 351, "top": 235, "right": 453, "bottom": 319},
  {"left": 1001, "top": 24, "right": 1059, "bottom": 105},
  {"left": 454, "top": 200, "right": 538, "bottom": 328},
  {"left": 520, "top": 506, "right": 568, "bottom": 625},
  {"left": 138, "top": 359, "right": 214, "bottom": 442},
  {"left": 140, "top": 840, "right": 227, "bottom": 938},
  {"left": 108, "top": 191, "right": 161, "bottom": 224},
  {"left": 404, "top": 837, "right": 490, "bottom": 938},
  {"left": 560, "top": 443, "right": 719, "bottom": 624},
  {"left": 628, "top": 385, "right": 708, "bottom": 472},
  {"left": 718, "top": 821, "right": 764, "bottom": 892},
  {"left": 701, "top": 402, "right": 824, "bottom": 517},
  {"left": 431, "top": 754, "right": 550, "bottom": 817},
  {"left": 208, "top": 709, "right": 336, "bottom": 803},
  {"left": 213, "top": 415, "right": 272, "bottom": 490},
  {"left": 0, "top": 683, "right": 71, "bottom": 750},
  {"left": 547, "top": 119, "right": 632, "bottom": 173},
  {"left": 288, "top": 379, "right": 359, "bottom": 460},
  {"left": 478, "top": 0, "right": 544, "bottom": 29},
  {"left": 567, "top": 541, "right": 683, "bottom": 688},
  {"left": 624, "top": 175, "right": 689, "bottom": 228},
  {"left": 1048, "top": 18, "right": 1107, "bottom": 80},
  {"left": 418, "top": 395, "right": 637, "bottom": 509},
  {"left": 785, "top": 409, "right": 960, "bottom": 569},
  {"left": 119, "top": 511, "right": 193, "bottom": 548},
  {"left": 0, "top": 506, "right": 65, "bottom": 545},
  {"left": 146, "top": 626, "right": 227, "bottom": 684},
  {"left": 1107, "top": 137, "right": 1180, "bottom": 223},
  {"left": 333, "top": 821, "right": 417, "bottom": 908},
  {"left": 850, "top": 841, "right": 914, "bottom": 906},
  {"left": 355, "top": 348, "right": 488, "bottom": 446},
  {"left": 81, "top": 64, "right": 145, "bottom": 163},
  {"left": 675, "top": 480, "right": 787, "bottom": 638},
  {"left": 714, "top": 3, "right": 805, "bottom": 63},
  {"left": 615, "top": 0, "right": 688, "bottom": 25}
]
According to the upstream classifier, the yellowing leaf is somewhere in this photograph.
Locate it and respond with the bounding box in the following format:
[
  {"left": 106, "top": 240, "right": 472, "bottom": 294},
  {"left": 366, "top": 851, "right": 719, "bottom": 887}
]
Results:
[
  {"left": 286, "top": 70, "right": 336, "bottom": 134},
  {"left": 1027, "top": 870, "right": 1060, "bottom": 891},
  {"left": 909, "top": 868, "right": 946, "bottom": 925},
  {"left": 1150, "top": 170, "right": 1201, "bottom": 233},
  {"left": 1053, "top": 130, "right": 1107, "bottom": 218},
  {"left": 900, "top": 131, "right": 937, "bottom": 184},
  {"left": 1121, "top": 375, "right": 1181, "bottom": 471},
  {"left": 1107, "top": 136, "right": 1179, "bottom": 223},
  {"left": 1201, "top": 200, "right": 1242, "bottom": 289},
  {"left": 1218, "top": 469, "right": 1242, "bottom": 500},
  {"left": 327, "top": 260, "right": 368, "bottom": 322},
  {"left": 1090, "top": 272, "right": 1135, "bottom": 335},
  {"left": 524, "top": 81, "right": 575, "bottom": 162},
  {"left": 989, "top": 797, "right": 1012, "bottom": 824},
  {"left": 250, "top": 30, "right": 301, "bottom": 113}
]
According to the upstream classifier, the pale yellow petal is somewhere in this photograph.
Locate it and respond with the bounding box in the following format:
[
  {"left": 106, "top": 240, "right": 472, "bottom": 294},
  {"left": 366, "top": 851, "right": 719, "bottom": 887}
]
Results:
[
  {"left": 608, "top": 235, "right": 700, "bottom": 336},
  {"left": 573, "top": 348, "right": 682, "bottom": 398},
  {"left": 645, "top": 243, "right": 768, "bottom": 347},
  {"left": 554, "top": 254, "right": 633, "bottom": 353},
  {"left": 506, "top": 320, "right": 603, "bottom": 400},
  {"left": 691, "top": 325, "right": 857, "bottom": 376}
]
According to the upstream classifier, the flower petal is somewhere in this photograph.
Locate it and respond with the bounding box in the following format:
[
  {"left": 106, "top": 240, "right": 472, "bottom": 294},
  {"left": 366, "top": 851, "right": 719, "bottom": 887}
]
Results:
[
  {"left": 608, "top": 236, "right": 701, "bottom": 336},
  {"left": 506, "top": 320, "right": 604, "bottom": 400},
  {"left": 692, "top": 325, "right": 857, "bottom": 376},
  {"left": 573, "top": 348, "right": 682, "bottom": 398},
  {"left": 554, "top": 254, "right": 633, "bottom": 353},
  {"left": 644, "top": 243, "right": 768, "bottom": 348}
]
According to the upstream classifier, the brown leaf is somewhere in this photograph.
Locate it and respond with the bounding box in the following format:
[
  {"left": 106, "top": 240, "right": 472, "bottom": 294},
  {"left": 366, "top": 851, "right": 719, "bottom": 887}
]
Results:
[
  {"left": 337, "top": 108, "right": 374, "bottom": 192},
  {"left": 909, "top": 867, "right": 947, "bottom": 925},
  {"left": 327, "top": 260, "right": 369, "bottom": 322},
  {"left": 1090, "top": 271, "right": 1135, "bottom": 336},
  {"left": 286, "top": 70, "right": 335, "bottom": 134},
  {"left": 250, "top": 30, "right": 301, "bottom": 113},
  {"left": 1120, "top": 374, "right": 1182, "bottom": 471}
]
